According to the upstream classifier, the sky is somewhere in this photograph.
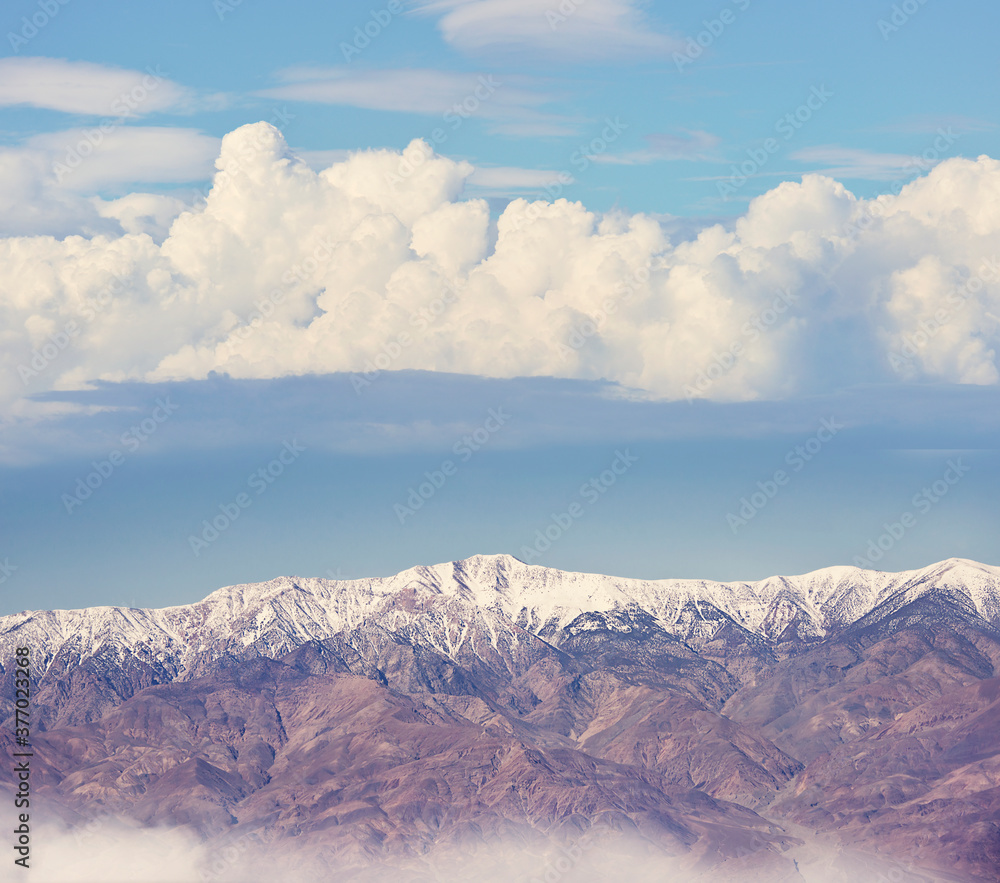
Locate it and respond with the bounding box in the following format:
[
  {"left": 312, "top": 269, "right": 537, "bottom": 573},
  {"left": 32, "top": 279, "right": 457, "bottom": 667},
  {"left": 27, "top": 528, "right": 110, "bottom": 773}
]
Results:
[{"left": 1, "top": 0, "right": 998, "bottom": 613}]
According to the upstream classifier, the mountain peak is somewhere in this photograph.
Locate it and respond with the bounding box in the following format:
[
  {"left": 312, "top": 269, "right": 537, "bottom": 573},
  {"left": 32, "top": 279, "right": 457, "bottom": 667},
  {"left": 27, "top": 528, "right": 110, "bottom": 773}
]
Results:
[
  {"left": 931, "top": 556, "right": 999, "bottom": 574},
  {"left": 3, "top": 557, "right": 998, "bottom": 682},
  {"left": 8, "top": 554, "right": 1000, "bottom": 880}
]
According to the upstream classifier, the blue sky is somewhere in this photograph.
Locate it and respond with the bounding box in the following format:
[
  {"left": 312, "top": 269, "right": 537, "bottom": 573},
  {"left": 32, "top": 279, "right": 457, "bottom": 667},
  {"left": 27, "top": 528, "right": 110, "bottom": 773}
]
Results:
[
  {"left": 4, "top": 375, "right": 999, "bottom": 611},
  {"left": 1, "top": 0, "right": 998, "bottom": 612},
  {"left": 4, "top": 0, "right": 998, "bottom": 215}
]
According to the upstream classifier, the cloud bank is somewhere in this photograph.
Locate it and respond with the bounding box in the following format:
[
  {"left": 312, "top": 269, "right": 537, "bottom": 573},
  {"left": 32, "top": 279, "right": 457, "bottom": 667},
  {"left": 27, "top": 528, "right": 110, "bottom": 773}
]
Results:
[
  {"left": 27, "top": 813, "right": 928, "bottom": 883},
  {"left": 4, "top": 121, "right": 1000, "bottom": 411}
]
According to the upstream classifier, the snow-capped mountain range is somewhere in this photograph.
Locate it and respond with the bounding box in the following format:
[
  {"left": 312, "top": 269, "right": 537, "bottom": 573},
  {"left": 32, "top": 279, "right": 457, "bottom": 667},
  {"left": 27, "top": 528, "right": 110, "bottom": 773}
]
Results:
[
  {"left": 2, "top": 554, "right": 998, "bottom": 675},
  {"left": 5, "top": 555, "right": 1000, "bottom": 880}
]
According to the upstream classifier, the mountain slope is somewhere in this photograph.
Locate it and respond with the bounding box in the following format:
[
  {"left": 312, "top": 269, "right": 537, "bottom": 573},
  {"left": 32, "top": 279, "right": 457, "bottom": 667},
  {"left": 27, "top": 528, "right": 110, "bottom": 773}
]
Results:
[{"left": 2, "top": 554, "right": 999, "bottom": 881}]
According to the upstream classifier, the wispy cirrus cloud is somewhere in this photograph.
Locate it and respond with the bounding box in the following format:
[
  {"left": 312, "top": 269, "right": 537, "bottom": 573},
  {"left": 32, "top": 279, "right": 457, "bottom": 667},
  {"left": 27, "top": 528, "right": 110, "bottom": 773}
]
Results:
[
  {"left": 24, "top": 126, "right": 219, "bottom": 189},
  {"left": 412, "top": 0, "right": 681, "bottom": 59},
  {"left": 0, "top": 57, "right": 197, "bottom": 116},
  {"left": 789, "top": 145, "right": 944, "bottom": 180},
  {"left": 466, "top": 165, "right": 567, "bottom": 193},
  {"left": 257, "top": 66, "right": 582, "bottom": 136},
  {"left": 594, "top": 129, "right": 721, "bottom": 165}
]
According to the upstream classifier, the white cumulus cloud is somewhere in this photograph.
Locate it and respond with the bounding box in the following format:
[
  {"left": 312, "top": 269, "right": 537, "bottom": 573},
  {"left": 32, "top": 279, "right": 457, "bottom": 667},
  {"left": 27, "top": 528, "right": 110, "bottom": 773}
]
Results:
[{"left": 2, "top": 122, "right": 1000, "bottom": 414}]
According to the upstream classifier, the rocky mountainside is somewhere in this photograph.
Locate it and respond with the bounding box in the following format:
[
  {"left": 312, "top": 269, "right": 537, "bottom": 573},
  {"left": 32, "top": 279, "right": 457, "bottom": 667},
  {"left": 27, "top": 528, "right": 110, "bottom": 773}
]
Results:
[{"left": 1, "top": 555, "right": 999, "bottom": 881}]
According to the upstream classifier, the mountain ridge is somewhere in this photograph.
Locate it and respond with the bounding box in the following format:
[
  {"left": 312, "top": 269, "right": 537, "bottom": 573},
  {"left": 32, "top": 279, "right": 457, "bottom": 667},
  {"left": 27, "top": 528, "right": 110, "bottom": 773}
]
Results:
[
  {"left": 3, "top": 555, "right": 999, "bottom": 671},
  {"left": 4, "top": 554, "right": 1000, "bottom": 879}
]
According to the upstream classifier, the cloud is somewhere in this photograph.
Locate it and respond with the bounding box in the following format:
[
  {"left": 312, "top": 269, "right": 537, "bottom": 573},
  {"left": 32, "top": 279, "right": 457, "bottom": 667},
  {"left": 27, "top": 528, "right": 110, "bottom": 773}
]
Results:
[
  {"left": 22, "top": 810, "right": 927, "bottom": 883},
  {"left": 258, "top": 67, "right": 580, "bottom": 136},
  {"left": 594, "top": 130, "right": 721, "bottom": 165},
  {"left": 467, "top": 165, "right": 568, "bottom": 193},
  {"left": 0, "top": 57, "right": 191, "bottom": 116},
  {"left": 9, "top": 373, "right": 1000, "bottom": 467},
  {"left": 95, "top": 191, "right": 193, "bottom": 239},
  {"left": 0, "top": 127, "right": 218, "bottom": 237},
  {"left": 2, "top": 122, "right": 1000, "bottom": 417},
  {"left": 297, "top": 148, "right": 354, "bottom": 171},
  {"left": 413, "top": 0, "right": 681, "bottom": 59},
  {"left": 30, "top": 817, "right": 210, "bottom": 883},
  {"left": 789, "top": 145, "right": 940, "bottom": 180},
  {"left": 28, "top": 126, "right": 220, "bottom": 190}
]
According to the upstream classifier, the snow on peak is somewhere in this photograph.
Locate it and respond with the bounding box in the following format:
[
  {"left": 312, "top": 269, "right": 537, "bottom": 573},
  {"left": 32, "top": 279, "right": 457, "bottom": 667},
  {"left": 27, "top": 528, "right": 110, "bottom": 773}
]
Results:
[{"left": 2, "top": 556, "right": 998, "bottom": 672}]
